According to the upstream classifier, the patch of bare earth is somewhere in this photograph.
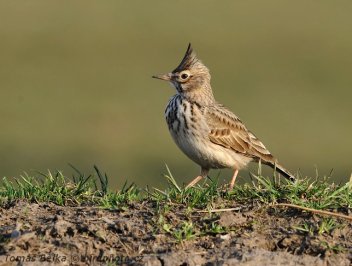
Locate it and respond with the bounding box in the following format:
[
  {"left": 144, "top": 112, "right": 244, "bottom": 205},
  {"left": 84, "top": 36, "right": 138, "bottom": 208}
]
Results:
[{"left": 0, "top": 200, "right": 351, "bottom": 265}]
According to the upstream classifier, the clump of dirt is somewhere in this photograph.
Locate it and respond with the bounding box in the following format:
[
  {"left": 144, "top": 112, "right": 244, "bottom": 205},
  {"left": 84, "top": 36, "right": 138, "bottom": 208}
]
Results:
[{"left": 0, "top": 200, "right": 351, "bottom": 265}]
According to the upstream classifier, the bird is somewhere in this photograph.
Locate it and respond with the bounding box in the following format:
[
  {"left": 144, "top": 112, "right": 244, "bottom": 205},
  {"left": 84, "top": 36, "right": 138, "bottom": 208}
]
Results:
[{"left": 152, "top": 43, "right": 295, "bottom": 190}]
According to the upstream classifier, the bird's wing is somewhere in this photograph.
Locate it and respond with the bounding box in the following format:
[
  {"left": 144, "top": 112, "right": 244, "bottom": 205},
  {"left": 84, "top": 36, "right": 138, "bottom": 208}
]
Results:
[{"left": 204, "top": 104, "right": 275, "bottom": 163}]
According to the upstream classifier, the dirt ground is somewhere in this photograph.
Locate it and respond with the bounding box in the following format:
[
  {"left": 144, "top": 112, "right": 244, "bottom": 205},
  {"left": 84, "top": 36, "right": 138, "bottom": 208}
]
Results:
[{"left": 0, "top": 200, "right": 351, "bottom": 266}]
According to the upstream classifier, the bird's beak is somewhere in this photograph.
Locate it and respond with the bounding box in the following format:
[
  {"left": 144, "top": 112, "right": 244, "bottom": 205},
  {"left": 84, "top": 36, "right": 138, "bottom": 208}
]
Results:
[{"left": 152, "top": 73, "right": 172, "bottom": 81}]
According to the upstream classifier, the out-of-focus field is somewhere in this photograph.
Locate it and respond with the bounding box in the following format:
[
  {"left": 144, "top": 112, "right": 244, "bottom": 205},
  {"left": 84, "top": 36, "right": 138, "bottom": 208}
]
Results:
[{"left": 0, "top": 1, "right": 351, "bottom": 188}]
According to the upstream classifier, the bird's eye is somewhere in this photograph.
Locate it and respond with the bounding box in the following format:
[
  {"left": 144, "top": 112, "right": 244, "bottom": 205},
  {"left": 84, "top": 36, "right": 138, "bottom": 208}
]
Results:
[
  {"left": 177, "top": 70, "right": 191, "bottom": 82},
  {"left": 181, "top": 73, "right": 188, "bottom": 79}
]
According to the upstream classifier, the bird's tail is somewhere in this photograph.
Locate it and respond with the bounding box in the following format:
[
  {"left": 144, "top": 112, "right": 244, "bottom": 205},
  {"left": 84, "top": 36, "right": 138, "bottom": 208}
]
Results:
[{"left": 266, "top": 161, "right": 296, "bottom": 182}]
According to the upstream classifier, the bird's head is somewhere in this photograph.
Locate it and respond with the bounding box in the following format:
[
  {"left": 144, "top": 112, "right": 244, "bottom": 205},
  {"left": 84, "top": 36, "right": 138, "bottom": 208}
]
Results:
[{"left": 153, "top": 44, "right": 212, "bottom": 96}]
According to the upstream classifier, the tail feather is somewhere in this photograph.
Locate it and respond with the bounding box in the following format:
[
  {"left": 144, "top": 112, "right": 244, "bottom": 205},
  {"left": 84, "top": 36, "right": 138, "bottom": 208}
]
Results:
[{"left": 266, "top": 162, "right": 296, "bottom": 182}]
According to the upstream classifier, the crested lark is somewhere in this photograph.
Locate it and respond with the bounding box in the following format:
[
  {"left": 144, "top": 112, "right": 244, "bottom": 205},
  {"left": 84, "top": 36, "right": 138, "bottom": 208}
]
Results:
[{"left": 153, "top": 44, "right": 295, "bottom": 190}]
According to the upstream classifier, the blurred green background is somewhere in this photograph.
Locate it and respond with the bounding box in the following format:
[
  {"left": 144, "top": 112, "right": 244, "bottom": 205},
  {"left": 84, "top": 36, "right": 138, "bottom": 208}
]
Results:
[{"left": 0, "top": 1, "right": 351, "bottom": 189}]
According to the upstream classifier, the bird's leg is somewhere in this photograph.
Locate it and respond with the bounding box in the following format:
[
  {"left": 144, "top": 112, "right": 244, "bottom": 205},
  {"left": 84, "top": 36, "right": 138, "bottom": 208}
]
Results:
[
  {"left": 185, "top": 168, "right": 209, "bottom": 189},
  {"left": 229, "top": 169, "right": 239, "bottom": 190},
  {"left": 185, "top": 176, "right": 203, "bottom": 189}
]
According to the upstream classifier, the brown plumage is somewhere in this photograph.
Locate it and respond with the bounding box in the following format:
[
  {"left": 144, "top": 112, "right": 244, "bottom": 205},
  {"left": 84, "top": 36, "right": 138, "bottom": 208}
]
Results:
[{"left": 153, "top": 44, "right": 295, "bottom": 189}]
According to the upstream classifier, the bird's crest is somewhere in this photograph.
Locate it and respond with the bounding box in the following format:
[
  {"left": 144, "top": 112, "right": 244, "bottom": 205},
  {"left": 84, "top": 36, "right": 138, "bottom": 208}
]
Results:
[{"left": 173, "top": 43, "right": 199, "bottom": 73}]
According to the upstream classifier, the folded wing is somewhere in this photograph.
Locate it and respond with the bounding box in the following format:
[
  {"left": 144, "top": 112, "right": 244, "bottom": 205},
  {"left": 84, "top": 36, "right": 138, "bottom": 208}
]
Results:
[{"left": 205, "top": 104, "right": 275, "bottom": 164}]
